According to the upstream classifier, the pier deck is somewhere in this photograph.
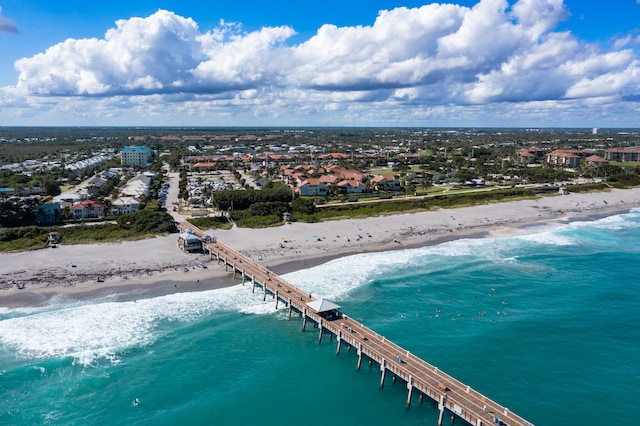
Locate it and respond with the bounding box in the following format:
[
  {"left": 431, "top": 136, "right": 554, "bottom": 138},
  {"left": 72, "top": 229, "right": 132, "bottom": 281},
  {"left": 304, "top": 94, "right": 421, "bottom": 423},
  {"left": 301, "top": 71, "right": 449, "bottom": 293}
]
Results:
[{"left": 180, "top": 223, "right": 533, "bottom": 426}]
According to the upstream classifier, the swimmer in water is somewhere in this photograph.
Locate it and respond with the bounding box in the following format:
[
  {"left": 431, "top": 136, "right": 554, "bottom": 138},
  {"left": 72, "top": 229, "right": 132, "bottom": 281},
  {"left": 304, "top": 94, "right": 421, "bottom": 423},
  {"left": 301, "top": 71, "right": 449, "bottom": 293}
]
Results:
[{"left": 133, "top": 398, "right": 139, "bottom": 406}]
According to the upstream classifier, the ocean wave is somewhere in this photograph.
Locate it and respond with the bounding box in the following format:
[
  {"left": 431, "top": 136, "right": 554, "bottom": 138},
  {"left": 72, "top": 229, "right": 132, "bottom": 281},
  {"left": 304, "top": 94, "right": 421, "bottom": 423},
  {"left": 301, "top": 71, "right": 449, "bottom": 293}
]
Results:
[
  {"left": 516, "top": 231, "right": 576, "bottom": 246},
  {"left": 570, "top": 209, "right": 640, "bottom": 231},
  {"left": 282, "top": 250, "right": 411, "bottom": 300},
  {"left": 0, "top": 284, "right": 281, "bottom": 366},
  {"left": 283, "top": 211, "right": 640, "bottom": 294}
]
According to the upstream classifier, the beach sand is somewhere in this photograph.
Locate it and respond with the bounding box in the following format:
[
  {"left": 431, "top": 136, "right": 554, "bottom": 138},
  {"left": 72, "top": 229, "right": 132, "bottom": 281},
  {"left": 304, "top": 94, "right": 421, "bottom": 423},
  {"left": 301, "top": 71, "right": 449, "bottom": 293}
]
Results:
[{"left": 2, "top": 188, "right": 638, "bottom": 307}]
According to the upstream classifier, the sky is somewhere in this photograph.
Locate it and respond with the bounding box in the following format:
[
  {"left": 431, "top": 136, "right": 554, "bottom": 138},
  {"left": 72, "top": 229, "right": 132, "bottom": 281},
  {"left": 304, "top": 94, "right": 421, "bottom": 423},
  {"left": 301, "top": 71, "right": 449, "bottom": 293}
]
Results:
[{"left": 0, "top": 0, "right": 639, "bottom": 128}]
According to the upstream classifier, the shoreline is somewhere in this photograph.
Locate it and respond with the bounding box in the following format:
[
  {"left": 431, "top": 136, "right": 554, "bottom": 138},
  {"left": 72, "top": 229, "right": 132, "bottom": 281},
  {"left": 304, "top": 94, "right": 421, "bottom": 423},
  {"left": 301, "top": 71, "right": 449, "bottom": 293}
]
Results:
[{"left": 1, "top": 188, "right": 639, "bottom": 309}]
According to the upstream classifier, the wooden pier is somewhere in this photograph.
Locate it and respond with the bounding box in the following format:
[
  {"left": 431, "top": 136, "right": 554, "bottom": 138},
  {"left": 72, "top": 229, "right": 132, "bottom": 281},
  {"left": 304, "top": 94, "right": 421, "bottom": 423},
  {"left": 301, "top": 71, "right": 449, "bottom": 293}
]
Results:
[{"left": 180, "top": 223, "right": 534, "bottom": 426}]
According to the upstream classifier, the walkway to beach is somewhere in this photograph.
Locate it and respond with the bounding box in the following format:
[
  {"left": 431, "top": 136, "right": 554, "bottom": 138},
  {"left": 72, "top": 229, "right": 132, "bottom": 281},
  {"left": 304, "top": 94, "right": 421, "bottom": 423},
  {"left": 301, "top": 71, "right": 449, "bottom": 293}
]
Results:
[{"left": 179, "top": 222, "right": 534, "bottom": 426}]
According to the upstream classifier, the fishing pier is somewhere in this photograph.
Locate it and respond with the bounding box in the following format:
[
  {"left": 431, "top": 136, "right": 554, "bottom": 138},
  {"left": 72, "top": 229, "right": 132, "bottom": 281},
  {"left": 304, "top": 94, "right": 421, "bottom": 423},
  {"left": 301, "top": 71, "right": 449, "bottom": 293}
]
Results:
[{"left": 179, "top": 223, "right": 534, "bottom": 426}]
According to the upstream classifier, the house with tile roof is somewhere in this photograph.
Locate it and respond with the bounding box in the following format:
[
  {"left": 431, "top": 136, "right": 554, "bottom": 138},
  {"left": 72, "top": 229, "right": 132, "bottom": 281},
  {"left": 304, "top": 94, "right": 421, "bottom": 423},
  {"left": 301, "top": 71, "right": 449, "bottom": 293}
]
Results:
[
  {"left": 71, "top": 200, "right": 104, "bottom": 220},
  {"left": 297, "top": 178, "right": 327, "bottom": 196}
]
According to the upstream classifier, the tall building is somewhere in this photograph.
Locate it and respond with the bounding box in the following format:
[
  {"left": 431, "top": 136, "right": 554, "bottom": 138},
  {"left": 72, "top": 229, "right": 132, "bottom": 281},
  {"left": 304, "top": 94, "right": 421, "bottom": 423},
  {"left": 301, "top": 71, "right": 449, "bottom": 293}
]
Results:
[{"left": 120, "top": 146, "right": 152, "bottom": 166}]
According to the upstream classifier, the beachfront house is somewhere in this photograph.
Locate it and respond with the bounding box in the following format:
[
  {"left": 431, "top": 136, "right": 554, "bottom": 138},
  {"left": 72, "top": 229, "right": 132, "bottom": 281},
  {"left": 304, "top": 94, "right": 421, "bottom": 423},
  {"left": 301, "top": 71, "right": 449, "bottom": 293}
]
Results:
[
  {"left": 121, "top": 174, "right": 152, "bottom": 197},
  {"left": 337, "top": 180, "right": 367, "bottom": 194},
  {"left": 71, "top": 200, "right": 105, "bottom": 220},
  {"left": 297, "top": 178, "right": 327, "bottom": 197},
  {"left": 110, "top": 196, "right": 141, "bottom": 216},
  {"left": 370, "top": 174, "right": 402, "bottom": 191},
  {"left": 35, "top": 202, "right": 61, "bottom": 224},
  {"left": 546, "top": 149, "right": 588, "bottom": 168},
  {"left": 604, "top": 148, "right": 640, "bottom": 162},
  {"left": 585, "top": 155, "right": 609, "bottom": 168}
]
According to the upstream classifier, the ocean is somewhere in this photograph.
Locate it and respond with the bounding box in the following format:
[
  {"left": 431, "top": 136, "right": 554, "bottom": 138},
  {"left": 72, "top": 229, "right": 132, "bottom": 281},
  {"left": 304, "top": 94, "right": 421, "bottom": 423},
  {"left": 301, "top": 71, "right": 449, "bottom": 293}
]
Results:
[{"left": 1, "top": 211, "right": 639, "bottom": 426}]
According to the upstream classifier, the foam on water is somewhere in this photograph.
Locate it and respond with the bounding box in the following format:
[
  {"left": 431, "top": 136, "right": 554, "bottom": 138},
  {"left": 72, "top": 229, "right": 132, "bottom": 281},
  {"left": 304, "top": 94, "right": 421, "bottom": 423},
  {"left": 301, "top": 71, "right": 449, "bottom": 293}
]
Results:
[
  {"left": 282, "top": 251, "right": 398, "bottom": 299},
  {"left": 0, "top": 283, "right": 285, "bottom": 366},
  {"left": 283, "top": 213, "right": 640, "bottom": 301},
  {"left": 572, "top": 209, "right": 640, "bottom": 231}
]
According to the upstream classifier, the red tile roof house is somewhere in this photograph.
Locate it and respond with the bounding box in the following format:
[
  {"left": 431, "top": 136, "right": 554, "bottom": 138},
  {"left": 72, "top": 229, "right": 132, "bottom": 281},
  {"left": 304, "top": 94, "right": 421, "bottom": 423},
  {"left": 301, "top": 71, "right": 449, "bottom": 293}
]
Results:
[
  {"left": 319, "top": 175, "right": 340, "bottom": 185},
  {"left": 370, "top": 174, "right": 402, "bottom": 191},
  {"left": 585, "top": 155, "right": 609, "bottom": 167},
  {"left": 296, "top": 178, "right": 328, "bottom": 196},
  {"left": 337, "top": 180, "right": 367, "bottom": 194},
  {"left": 546, "top": 149, "right": 586, "bottom": 168},
  {"left": 71, "top": 200, "right": 105, "bottom": 220},
  {"left": 517, "top": 149, "right": 538, "bottom": 164}
]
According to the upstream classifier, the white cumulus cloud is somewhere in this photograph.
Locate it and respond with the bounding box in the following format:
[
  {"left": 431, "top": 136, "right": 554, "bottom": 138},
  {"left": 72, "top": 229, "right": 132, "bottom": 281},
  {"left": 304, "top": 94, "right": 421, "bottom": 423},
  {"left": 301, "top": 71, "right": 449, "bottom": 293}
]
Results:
[{"left": 6, "top": 0, "right": 640, "bottom": 126}]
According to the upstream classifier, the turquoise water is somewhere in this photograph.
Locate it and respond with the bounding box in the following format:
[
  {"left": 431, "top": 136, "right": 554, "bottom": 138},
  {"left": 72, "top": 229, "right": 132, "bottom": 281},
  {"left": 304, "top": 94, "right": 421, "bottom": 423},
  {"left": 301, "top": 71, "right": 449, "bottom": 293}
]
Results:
[{"left": 2, "top": 211, "right": 640, "bottom": 425}]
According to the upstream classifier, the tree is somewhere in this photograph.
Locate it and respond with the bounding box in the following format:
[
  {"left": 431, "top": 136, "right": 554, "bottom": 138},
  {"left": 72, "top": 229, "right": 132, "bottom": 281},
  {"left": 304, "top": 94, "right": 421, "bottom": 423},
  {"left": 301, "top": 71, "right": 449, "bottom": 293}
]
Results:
[
  {"left": 291, "top": 197, "right": 316, "bottom": 215},
  {"left": 42, "top": 180, "right": 61, "bottom": 196}
]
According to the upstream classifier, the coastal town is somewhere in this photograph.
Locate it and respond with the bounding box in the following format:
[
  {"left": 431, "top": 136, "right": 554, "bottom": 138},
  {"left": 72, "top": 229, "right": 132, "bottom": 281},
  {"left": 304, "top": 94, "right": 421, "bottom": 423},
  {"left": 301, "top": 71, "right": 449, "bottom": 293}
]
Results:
[
  {"left": 3, "top": 2, "right": 640, "bottom": 425},
  {"left": 1, "top": 127, "right": 640, "bottom": 234},
  {"left": 1, "top": 126, "right": 640, "bottom": 292}
]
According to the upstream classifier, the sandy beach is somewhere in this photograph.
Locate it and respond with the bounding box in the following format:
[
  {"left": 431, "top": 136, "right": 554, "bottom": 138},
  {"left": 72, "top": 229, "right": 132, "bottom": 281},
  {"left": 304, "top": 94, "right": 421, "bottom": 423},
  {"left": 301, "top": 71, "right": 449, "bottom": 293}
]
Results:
[{"left": 2, "top": 187, "right": 639, "bottom": 307}]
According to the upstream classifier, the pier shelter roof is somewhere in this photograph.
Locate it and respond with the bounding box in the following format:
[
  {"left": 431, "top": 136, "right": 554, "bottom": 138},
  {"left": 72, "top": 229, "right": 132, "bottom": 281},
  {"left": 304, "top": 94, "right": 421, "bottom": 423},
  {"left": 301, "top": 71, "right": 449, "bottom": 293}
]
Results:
[{"left": 307, "top": 299, "right": 340, "bottom": 313}]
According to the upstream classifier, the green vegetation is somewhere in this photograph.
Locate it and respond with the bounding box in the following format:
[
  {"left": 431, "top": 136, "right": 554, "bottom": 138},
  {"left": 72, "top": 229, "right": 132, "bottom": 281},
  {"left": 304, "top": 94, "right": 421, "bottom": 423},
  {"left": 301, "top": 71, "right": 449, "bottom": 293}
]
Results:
[
  {"left": 292, "top": 187, "right": 537, "bottom": 222},
  {"left": 187, "top": 216, "right": 233, "bottom": 230},
  {"left": 609, "top": 161, "right": 640, "bottom": 168},
  {"left": 220, "top": 187, "right": 538, "bottom": 226},
  {"left": 0, "top": 208, "right": 176, "bottom": 252},
  {"left": 563, "top": 183, "right": 610, "bottom": 193},
  {"left": 231, "top": 210, "right": 284, "bottom": 228},
  {"left": 212, "top": 183, "right": 292, "bottom": 211},
  {"left": 603, "top": 166, "right": 640, "bottom": 188}
]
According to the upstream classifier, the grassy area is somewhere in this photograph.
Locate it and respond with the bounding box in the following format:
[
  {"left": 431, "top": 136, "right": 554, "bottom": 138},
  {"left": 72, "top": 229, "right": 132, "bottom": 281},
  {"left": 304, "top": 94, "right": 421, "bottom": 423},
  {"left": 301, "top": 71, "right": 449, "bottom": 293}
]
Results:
[
  {"left": 186, "top": 216, "right": 233, "bottom": 230},
  {"left": 0, "top": 224, "right": 161, "bottom": 252},
  {"left": 367, "top": 166, "right": 395, "bottom": 176},
  {"left": 609, "top": 161, "right": 640, "bottom": 168},
  {"left": 293, "top": 187, "right": 538, "bottom": 223},
  {"left": 564, "top": 183, "right": 610, "bottom": 193}
]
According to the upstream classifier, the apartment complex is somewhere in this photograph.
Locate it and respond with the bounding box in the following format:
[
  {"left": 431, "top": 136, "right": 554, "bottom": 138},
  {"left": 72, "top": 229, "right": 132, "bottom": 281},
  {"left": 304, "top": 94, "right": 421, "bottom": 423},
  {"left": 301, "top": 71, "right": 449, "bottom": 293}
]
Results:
[{"left": 120, "top": 146, "right": 152, "bottom": 166}]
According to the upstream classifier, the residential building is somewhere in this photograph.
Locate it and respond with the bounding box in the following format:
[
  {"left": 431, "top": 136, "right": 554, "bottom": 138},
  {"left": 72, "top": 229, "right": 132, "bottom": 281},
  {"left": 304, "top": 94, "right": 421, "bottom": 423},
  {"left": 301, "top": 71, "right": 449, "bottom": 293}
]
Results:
[
  {"left": 71, "top": 200, "right": 105, "bottom": 220},
  {"left": 53, "top": 191, "right": 84, "bottom": 204},
  {"left": 546, "top": 150, "right": 587, "bottom": 168},
  {"left": 120, "top": 146, "right": 152, "bottom": 166},
  {"left": 604, "top": 148, "right": 640, "bottom": 162},
  {"left": 35, "top": 202, "right": 61, "bottom": 224},
  {"left": 111, "top": 196, "right": 141, "bottom": 216},
  {"left": 297, "top": 178, "right": 327, "bottom": 196},
  {"left": 371, "top": 174, "right": 402, "bottom": 191},
  {"left": 337, "top": 180, "right": 367, "bottom": 194},
  {"left": 121, "top": 174, "right": 152, "bottom": 197},
  {"left": 586, "top": 155, "right": 609, "bottom": 167}
]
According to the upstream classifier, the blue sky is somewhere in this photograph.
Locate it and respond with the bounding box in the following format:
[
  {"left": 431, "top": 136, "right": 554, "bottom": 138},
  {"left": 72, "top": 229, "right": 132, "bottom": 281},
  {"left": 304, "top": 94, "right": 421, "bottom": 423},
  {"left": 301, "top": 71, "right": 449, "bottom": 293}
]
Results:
[{"left": 1, "top": 0, "right": 639, "bottom": 127}]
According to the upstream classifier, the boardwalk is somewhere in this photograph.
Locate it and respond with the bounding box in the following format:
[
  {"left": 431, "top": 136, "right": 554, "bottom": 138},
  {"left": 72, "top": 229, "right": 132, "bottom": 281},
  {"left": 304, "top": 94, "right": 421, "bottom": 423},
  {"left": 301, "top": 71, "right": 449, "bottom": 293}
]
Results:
[{"left": 179, "top": 223, "right": 533, "bottom": 426}]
